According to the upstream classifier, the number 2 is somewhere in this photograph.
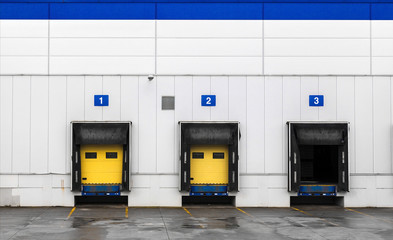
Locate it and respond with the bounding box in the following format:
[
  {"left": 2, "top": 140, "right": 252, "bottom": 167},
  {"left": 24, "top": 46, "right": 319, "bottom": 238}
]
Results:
[
  {"left": 99, "top": 97, "right": 103, "bottom": 105},
  {"left": 206, "top": 97, "right": 211, "bottom": 105},
  {"left": 314, "top": 97, "right": 319, "bottom": 105}
]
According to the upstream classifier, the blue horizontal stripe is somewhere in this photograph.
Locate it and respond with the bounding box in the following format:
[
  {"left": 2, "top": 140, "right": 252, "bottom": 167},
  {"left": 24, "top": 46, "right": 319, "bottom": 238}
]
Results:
[
  {"left": 50, "top": 3, "right": 155, "bottom": 19},
  {"left": 157, "top": 3, "right": 263, "bottom": 20},
  {"left": 0, "top": 2, "right": 393, "bottom": 20},
  {"left": 3, "top": 0, "right": 393, "bottom": 3},
  {"left": 0, "top": 3, "right": 49, "bottom": 19},
  {"left": 265, "top": 3, "right": 370, "bottom": 20},
  {"left": 372, "top": 3, "right": 393, "bottom": 19}
]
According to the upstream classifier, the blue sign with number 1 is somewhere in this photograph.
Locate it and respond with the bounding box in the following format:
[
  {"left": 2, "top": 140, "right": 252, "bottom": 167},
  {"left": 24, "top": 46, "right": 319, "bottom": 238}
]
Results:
[
  {"left": 309, "top": 95, "right": 324, "bottom": 107},
  {"left": 201, "top": 95, "right": 216, "bottom": 106},
  {"left": 94, "top": 95, "right": 109, "bottom": 106}
]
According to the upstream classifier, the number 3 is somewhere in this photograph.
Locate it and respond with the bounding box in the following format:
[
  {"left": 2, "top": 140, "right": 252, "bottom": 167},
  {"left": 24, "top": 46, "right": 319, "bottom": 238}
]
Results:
[
  {"left": 206, "top": 97, "right": 211, "bottom": 105},
  {"left": 314, "top": 97, "right": 319, "bottom": 105}
]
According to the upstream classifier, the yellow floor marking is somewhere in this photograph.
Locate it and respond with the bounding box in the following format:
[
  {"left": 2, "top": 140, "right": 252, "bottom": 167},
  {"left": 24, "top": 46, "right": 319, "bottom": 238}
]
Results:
[
  {"left": 237, "top": 208, "right": 253, "bottom": 217},
  {"left": 183, "top": 207, "right": 193, "bottom": 217},
  {"left": 346, "top": 208, "right": 393, "bottom": 224},
  {"left": 182, "top": 207, "right": 206, "bottom": 228},
  {"left": 125, "top": 207, "right": 128, "bottom": 218},
  {"left": 292, "top": 207, "right": 340, "bottom": 227},
  {"left": 66, "top": 207, "right": 76, "bottom": 220}
]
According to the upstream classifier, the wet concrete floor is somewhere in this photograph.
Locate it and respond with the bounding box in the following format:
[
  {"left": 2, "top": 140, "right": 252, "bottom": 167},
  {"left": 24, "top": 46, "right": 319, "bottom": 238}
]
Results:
[{"left": 1, "top": 205, "right": 393, "bottom": 239}]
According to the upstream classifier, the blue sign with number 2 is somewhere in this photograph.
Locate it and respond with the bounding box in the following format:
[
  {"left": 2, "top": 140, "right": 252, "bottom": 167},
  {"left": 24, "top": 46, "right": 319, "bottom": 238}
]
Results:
[
  {"left": 94, "top": 95, "right": 109, "bottom": 106},
  {"left": 201, "top": 95, "right": 216, "bottom": 106},
  {"left": 309, "top": 95, "right": 324, "bottom": 107}
]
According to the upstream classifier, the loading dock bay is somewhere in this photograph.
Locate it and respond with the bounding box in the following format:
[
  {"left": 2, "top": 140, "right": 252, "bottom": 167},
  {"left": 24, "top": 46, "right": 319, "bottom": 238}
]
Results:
[{"left": 1, "top": 206, "right": 393, "bottom": 240}]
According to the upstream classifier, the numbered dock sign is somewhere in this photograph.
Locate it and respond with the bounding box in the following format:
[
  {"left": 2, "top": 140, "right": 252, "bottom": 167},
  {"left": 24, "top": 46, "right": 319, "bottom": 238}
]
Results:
[
  {"left": 309, "top": 95, "right": 324, "bottom": 107},
  {"left": 94, "top": 95, "right": 109, "bottom": 106},
  {"left": 201, "top": 95, "right": 216, "bottom": 107}
]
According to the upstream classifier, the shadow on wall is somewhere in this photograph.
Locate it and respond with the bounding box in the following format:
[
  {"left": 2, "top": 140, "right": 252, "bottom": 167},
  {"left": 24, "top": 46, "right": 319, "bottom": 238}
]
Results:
[{"left": 0, "top": 189, "right": 20, "bottom": 206}]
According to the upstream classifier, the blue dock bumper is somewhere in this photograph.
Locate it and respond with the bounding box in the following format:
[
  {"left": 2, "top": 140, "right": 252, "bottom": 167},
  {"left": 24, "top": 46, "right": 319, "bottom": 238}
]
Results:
[
  {"left": 190, "top": 185, "right": 228, "bottom": 196},
  {"left": 298, "top": 185, "right": 337, "bottom": 196},
  {"left": 82, "top": 185, "right": 121, "bottom": 196}
]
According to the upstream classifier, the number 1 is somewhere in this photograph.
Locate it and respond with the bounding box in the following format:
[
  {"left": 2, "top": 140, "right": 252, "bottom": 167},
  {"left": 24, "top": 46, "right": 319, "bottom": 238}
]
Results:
[{"left": 99, "top": 97, "right": 103, "bottom": 105}]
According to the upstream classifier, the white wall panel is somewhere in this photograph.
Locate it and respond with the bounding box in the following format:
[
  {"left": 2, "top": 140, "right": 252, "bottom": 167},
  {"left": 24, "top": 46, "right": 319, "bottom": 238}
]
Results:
[
  {"left": 157, "top": 57, "right": 262, "bottom": 75},
  {"left": 120, "top": 76, "right": 139, "bottom": 173},
  {"left": 372, "top": 39, "right": 393, "bottom": 56},
  {"left": 283, "top": 77, "right": 301, "bottom": 122},
  {"left": 192, "top": 76, "right": 211, "bottom": 121},
  {"left": 372, "top": 57, "right": 393, "bottom": 75},
  {"left": 372, "top": 21, "right": 393, "bottom": 38},
  {"left": 157, "top": 39, "right": 262, "bottom": 56},
  {"left": 1, "top": 57, "right": 48, "bottom": 75},
  {"left": 1, "top": 20, "right": 48, "bottom": 37},
  {"left": 138, "top": 77, "right": 157, "bottom": 173},
  {"left": 264, "top": 20, "right": 370, "bottom": 38},
  {"left": 229, "top": 77, "right": 247, "bottom": 174},
  {"left": 337, "top": 77, "right": 356, "bottom": 173},
  {"left": 264, "top": 39, "right": 369, "bottom": 57},
  {"left": 156, "top": 76, "right": 175, "bottom": 174},
  {"left": 49, "top": 76, "right": 67, "bottom": 174},
  {"left": 30, "top": 76, "right": 49, "bottom": 173},
  {"left": 50, "top": 38, "right": 154, "bottom": 56},
  {"left": 157, "top": 20, "right": 262, "bottom": 38},
  {"left": 318, "top": 76, "right": 337, "bottom": 120},
  {"left": 283, "top": 76, "right": 301, "bottom": 173},
  {"left": 174, "top": 76, "right": 193, "bottom": 174},
  {"left": 0, "top": 175, "right": 18, "bottom": 188},
  {"left": 264, "top": 57, "right": 370, "bottom": 75},
  {"left": 84, "top": 76, "right": 103, "bottom": 121},
  {"left": 1, "top": 38, "right": 48, "bottom": 56},
  {"left": 12, "top": 76, "right": 31, "bottom": 173},
  {"left": 66, "top": 77, "right": 85, "bottom": 170},
  {"left": 246, "top": 76, "right": 265, "bottom": 174},
  {"left": 103, "top": 76, "right": 121, "bottom": 121},
  {"left": 0, "top": 77, "right": 13, "bottom": 173},
  {"left": 50, "top": 57, "right": 154, "bottom": 75},
  {"left": 373, "top": 77, "right": 391, "bottom": 173},
  {"left": 211, "top": 76, "right": 229, "bottom": 121},
  {"left": 355, "top": 77, "right": 374, "bottom": 173},
  {"left": 50, "top": 20, "right": 155, "bottom": 38},
  {"left": 300, "top": 77, "right": 319, "bottom": 121},
  {"left": 265, "top": 77, "right": 283, "bottom": 173},
  {"left": 66, "top": 76, "right": 85, "bottom": 173}
]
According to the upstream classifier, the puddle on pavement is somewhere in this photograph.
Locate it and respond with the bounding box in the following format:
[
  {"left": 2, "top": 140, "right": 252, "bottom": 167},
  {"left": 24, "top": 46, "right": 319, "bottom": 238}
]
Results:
[{"left": 182, "top": 217, "right": 239, "bottom": 229}]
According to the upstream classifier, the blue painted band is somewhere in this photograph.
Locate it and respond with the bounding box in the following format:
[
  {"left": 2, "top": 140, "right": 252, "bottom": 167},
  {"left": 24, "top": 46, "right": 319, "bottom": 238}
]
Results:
[
  {"left": 1, "top": 2, "right": 393, "bottom": 19},
  {"left": 0, "top": 3, "right": 49, "bottom": 19},
  {"left": 157, "top": 3, "right": 263, "bottom": 20},
  {"left": 50, "top": 3, "right": 155, "bottom": 19},
  {"left": 3, "top": 0, "right": 393, "bottom": 3},
  {"left": 264, "top": 3, "right": 370, "bottom": 20}
]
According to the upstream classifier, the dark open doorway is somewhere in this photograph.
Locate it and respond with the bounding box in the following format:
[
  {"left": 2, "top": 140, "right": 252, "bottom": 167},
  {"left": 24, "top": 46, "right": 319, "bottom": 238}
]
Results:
[{"left": 299, "top": 145, "right": 339, "bottom": 184}]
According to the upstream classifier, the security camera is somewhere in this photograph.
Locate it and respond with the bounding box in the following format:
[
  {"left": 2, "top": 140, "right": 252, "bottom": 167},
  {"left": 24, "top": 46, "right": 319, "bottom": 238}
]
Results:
[{"left": 148, "top": 75, "right": 154, "bottom": 81}]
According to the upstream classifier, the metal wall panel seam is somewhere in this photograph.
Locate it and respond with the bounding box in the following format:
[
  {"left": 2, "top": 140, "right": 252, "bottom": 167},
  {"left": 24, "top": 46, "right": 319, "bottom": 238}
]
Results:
[
  {"left": 391, "top": 77, "right": 393, "bottom": 173},
  {"left": 29, "top": 76, "right": 32, "bottom": 173}
]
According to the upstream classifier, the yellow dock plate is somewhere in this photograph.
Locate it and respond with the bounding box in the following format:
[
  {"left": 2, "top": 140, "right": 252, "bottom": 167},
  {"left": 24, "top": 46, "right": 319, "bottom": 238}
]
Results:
[
  {"left": 190, "top": 145, "right": 228, "bottom": 185},
  {"left": 81, "top": 144, "right": 123, "bottom": 185}
]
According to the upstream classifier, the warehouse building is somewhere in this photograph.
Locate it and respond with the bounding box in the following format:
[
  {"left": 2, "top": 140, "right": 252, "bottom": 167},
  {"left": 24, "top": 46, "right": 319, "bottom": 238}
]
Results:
[{"left": 0, "top": 0, "right": 392, "bottom": 207}]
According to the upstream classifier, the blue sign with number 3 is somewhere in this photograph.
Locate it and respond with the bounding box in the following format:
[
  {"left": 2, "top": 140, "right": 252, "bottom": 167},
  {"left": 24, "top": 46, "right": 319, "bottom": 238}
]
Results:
[
  {"left": 94, "top": 95, "right": 109, "bottom": 106},
  {"left": 201, "top": 95, "right": 216, "bottom": 106},
  {"left": 309, "top": 95, "right": 324, "bottom": 107}
]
